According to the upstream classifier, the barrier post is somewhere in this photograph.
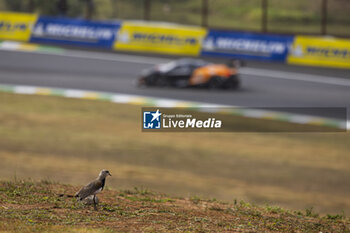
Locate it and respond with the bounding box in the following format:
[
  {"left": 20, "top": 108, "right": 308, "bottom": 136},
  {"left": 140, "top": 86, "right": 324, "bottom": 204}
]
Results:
[
  {"left": 261, "top": 0, "right": 268, "bottom": 33},
  {"left": 28, "top": 0, "right": 34, "bottom": 12},
  {"left": 144, "top": 0, "right": 151, "bottom": 21},
  {"left": 84, "top": 0, "right": 94, "bottom": 20},
  {"left": 321, "top": 0, "right": 328, "bottom": 35},
  {"left": 201, "top": 0, "right": 208, "bottom": 27}
]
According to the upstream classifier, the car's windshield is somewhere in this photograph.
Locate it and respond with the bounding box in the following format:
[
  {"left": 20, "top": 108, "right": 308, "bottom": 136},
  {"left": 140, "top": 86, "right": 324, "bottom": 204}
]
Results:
[
  {"left": 158, "top": 59, "right": 209, "bottom": 73},
  {"left": 158, "top": 61, "right": 177, "bottom": 73}
]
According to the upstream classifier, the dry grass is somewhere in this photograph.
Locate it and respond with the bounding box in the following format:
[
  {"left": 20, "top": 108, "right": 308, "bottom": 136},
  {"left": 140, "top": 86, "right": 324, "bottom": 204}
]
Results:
[
  {"left": 0, "top": 92, "right": 350, "bottom": 216},
  {"left": 0, "top": 180, "right": 349, "bottom": 232}
]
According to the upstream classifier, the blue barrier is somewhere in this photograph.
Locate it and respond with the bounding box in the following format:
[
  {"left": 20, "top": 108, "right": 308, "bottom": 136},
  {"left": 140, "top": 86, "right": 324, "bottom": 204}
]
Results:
[
  {"left": 201, "top": 30, "right": 294, "bottom": 62},
  {"left": 30, "top": 16, "right": 121, "bottom": 48},
  {"left": 28, "top": 16, "right": 295, "bottom": 63}
]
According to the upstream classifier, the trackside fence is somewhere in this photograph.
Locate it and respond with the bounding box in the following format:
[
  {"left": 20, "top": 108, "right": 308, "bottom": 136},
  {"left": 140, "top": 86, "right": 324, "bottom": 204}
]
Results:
[{"left": 0, "top": 11, "right": 349, "bottom": 69}]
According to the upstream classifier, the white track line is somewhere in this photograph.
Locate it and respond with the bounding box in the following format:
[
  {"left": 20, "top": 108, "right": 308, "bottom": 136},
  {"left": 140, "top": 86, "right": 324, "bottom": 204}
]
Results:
[
  {"left": 60, "top": 50, "right": 171, "bottom": 65},
  {"left": 7, "top": 83, "right": 347, "bottom": 130}
]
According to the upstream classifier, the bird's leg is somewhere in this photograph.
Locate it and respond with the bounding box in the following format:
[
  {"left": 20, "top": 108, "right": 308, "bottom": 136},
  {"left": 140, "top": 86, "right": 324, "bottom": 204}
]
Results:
[{"left": 93, "top": 195, "right": 97, "bottom": 210}]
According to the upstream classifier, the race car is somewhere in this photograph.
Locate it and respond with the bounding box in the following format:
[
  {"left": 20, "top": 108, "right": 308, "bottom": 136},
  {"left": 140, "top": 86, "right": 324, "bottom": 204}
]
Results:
[{"left": 137, "top": 58, "right": 241, "bottom": 89}]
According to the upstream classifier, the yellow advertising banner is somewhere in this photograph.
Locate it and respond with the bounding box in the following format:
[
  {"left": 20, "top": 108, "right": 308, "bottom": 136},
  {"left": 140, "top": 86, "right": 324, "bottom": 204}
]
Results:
[
  {"left": 0, "top": 12, "right": 38, "bottom": 41},
  {"left": 288, "top": 36, "right": 350, "bottom": 69},
  {"left": 114, "top": 22, "right": 207, "bottom": 56}
]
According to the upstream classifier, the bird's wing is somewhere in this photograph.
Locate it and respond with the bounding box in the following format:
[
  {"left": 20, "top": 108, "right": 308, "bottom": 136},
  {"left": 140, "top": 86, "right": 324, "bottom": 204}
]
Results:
[{"left": 75, "top": 179, "right": 102, "bottom": 200}]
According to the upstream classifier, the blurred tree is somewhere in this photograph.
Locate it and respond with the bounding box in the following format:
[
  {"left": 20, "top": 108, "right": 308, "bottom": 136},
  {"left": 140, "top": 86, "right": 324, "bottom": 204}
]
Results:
[
  {"left": 57, "top": 0, "right": 68, "bottom": 16},
  {"left": 27, "top": 0, "right": 34, "bottom": 12},
  {"left": 84, "top": 0, "right": 95, "bottom": 19},
  {"left": 4, "top": 0, "right": 25, "bottom": 11},
  {"left": 34, "top": 0, "right": 60, "bottom": 16}
]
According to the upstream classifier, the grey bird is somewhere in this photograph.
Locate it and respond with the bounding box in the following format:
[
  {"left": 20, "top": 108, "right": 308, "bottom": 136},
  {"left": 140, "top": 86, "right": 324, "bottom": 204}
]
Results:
[{"left": 75, "top": 169, "right": 111, "bottom": 209}]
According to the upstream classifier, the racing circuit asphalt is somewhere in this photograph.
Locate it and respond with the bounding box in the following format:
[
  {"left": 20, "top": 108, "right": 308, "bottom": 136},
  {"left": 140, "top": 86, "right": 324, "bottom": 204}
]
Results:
[{"left": 0, "top": 48, "right": 349, "bottom": 119}]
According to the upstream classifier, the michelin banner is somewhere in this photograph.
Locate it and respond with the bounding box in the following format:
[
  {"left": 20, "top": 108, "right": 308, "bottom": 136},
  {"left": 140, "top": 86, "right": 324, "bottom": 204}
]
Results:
[
  {"left": 288, "top": 36, "right": 350, "bottom": 69},
  {"left": 114, "top": 22, "right": 207, "bottom": 56},
  {"left": 30, "top": 16, "right": 121, "bottom": 48},
  {"left": 0, "top": 12, "right": 38, "bottom": 41},
  {"left": 201, "top": 30, "right": 293, "bottom": 62}
]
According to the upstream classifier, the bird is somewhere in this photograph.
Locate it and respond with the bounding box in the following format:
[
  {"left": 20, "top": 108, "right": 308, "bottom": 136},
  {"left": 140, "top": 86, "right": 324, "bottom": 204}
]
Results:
[{"left": 75, "top": 169, "right": 111, "bottom": 210}]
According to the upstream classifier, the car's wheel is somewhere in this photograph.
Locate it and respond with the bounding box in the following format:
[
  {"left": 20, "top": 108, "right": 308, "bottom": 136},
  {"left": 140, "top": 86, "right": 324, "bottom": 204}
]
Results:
[
  {"left": 155, "top": 76, "right": 168, "bottom": 87},
  {"left": 208, "top": 76, "right": 224, "bottom": 89},
  {"left": 136, "top": 78, "right": 147, "bottom": 87},
  {"left": 145, "top": 75, "right": 160, "bottom": 86},
  {"left": 223, "top": 76, "right": 240, "bottom": 89}
]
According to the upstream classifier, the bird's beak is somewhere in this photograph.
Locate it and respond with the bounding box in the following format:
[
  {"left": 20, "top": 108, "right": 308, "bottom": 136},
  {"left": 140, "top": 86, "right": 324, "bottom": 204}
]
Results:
[{"left": 108, "top": 173, "right": 112, "bottom": 176}]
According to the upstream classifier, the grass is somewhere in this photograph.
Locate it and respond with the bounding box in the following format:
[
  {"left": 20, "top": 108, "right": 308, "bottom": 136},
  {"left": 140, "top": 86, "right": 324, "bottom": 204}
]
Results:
[
  {"left": 0, "top": 91, "right": 350, "bottom": 218},
  {"left": 0, "top": 180, "right": 349, "bottom": 232}
]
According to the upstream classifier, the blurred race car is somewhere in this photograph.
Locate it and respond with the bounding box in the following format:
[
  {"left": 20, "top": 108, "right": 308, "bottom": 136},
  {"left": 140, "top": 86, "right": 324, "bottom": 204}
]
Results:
[{"left": 138, "top": 58, "right": 241, "bottom": 89}]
